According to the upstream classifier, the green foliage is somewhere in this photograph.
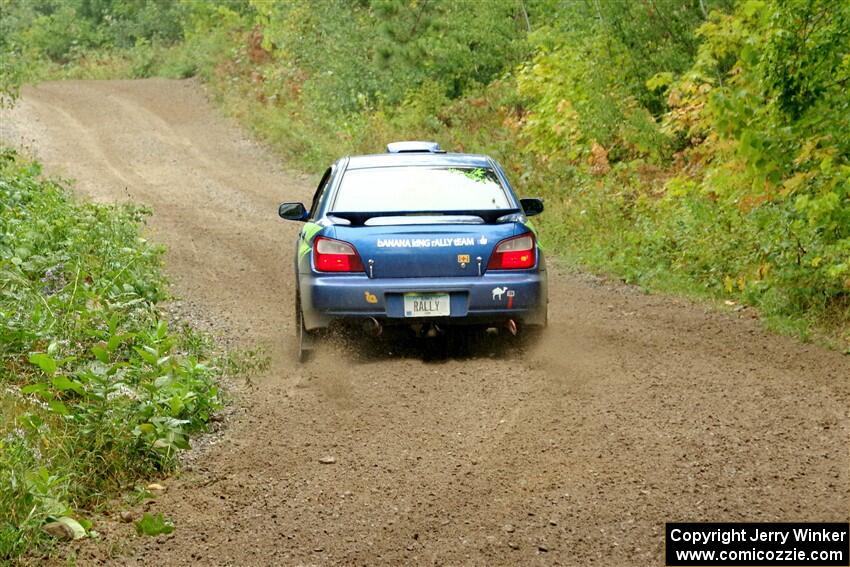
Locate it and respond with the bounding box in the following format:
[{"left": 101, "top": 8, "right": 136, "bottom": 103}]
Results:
[
  {"left": 254, "top": 0, "right": 529, "bottom": 116},
  {"left": 659, "top": 0, "right": 850, "bottom": 330},
  {"left": 510, "top": 0, "right": 847, "bottom": 343},
  {"left": 135, "top": 512, "right": 174, "bottom": 536},
  {"left": 0, "top": 0, "right": 251, "bottom": 95},
  {"left": 515, "top": 0, "right": 737, "bottom": 164},
  {"left": 0, "top": 150, "right": 222, "bottom": 559},
  {"left": 760, "top": 0, "right": 850, "bottom": 120},
  {"left": 516, "top": 31, "right": 667, "bottom": 164},
  {"left": 0, "top": 0, "right": 188, "bottom": 62}
]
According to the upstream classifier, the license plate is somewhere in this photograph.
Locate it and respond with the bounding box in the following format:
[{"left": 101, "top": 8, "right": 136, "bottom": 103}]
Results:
[{"left": 403, "top": 293, "right": 450, "bottom": 317}]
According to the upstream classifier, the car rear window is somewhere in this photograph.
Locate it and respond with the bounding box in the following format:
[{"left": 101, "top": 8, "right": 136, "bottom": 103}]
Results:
[{"left": 332, "top": 166, "right": 512, "bottom": 212}]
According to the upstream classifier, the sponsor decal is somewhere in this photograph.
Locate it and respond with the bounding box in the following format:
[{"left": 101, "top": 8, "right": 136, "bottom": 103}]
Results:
[
  {"left": 457, "top": 254, "right": 470, "bottom": 267},
  {"left": 377, "top": 237, "right": 475, "bottom": 248},
  {"left": 492, "top": 286, "right": 508, "bottom": 301},
  {"left": 364, "top": 291, "right": 378, "bottom": 304},
  {"left": 298, "top": 222, "right": 323, "bottom": 258},
  {"left": 491, "top": 287, "right": 516, "bottom": 307},
  {"left": 375, "top": 235, "right": 494, "bottom": 249}
]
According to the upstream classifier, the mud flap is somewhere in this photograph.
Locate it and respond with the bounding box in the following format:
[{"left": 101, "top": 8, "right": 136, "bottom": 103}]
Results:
[{"left": 295, "top": 295, "right": 316, "bottom": 363}]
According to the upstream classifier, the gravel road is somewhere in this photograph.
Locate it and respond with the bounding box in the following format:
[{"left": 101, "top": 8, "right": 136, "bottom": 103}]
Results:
[{"left": 2, "top": 79, "right": 848, "bottom": 566}]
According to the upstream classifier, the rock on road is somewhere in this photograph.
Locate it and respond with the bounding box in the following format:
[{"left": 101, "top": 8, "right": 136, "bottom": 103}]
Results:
[{"left": 2, "top": 79, "right": 848, "bottom": 566}]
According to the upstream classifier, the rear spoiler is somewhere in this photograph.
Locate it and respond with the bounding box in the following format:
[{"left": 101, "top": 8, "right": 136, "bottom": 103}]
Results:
[{"left": 328, "top": 209, "right": 521, "bottom": 226}]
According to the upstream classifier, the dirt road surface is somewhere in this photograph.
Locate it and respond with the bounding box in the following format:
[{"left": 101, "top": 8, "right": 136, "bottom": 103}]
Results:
[{"left": 2, "top": 79, "right": 848, "bottom": 566}]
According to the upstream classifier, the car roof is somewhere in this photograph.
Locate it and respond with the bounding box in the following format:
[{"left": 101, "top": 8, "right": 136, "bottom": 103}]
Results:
[{"left": 345, "top": 152, "right": 492, "bottom": 170}]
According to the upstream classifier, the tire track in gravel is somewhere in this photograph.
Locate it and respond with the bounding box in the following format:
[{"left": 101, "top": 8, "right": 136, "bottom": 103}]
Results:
[{"left": 2, "top": 79, "right": 848, "bottom": 566}]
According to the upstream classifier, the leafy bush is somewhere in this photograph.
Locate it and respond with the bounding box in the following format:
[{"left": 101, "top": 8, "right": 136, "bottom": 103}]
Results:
[
  {"left": 0, "top": 0, "right": 189, "bottom": 61},
  {"left": 254, "top": 0, "right": 530, "bottom": 115},
  {"left": 0, "top": 150, "right": 222, "bottom": 559},
  {"left": 651, "top": 0, "right": 850, "bottom": 334}
]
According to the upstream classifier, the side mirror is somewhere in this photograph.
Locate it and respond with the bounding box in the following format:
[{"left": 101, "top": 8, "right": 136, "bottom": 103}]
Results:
[
  {"left": 520, "top": 197, "right": 544, "bottom": 217},
  {"left": 278, "top": 202, "right": 309, "bottom": 221}
]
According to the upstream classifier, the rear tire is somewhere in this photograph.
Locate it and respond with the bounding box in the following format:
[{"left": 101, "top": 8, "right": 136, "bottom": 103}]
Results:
[{"left": 295, "top": 292, "right": 316, "bottom": 363}]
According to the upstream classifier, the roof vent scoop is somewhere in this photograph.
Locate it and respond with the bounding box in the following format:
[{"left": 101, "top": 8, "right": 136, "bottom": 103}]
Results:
[{"left": 386, "top": 141, "right": 444, "bottom": 154}]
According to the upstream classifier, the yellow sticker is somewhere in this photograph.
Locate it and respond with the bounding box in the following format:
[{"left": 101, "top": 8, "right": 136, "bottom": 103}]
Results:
[
  {"left": 457, "top": 254, "right": 470, "bottom": 264},
  {"left": 364, "top": 291, "right": 378, "bottom": 304}
]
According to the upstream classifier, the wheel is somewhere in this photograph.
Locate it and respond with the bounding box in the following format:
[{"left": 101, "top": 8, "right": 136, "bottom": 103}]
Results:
[{"left": 295, "top": 292, "right": 316, "bottom": 363}]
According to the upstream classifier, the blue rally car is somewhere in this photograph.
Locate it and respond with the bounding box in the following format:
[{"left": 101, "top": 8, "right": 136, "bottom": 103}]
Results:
[{"left": 279, "top": 141, "right": 548, "bottom": 361}]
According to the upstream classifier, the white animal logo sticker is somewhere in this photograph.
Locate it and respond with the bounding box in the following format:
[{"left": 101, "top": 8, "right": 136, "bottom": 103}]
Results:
[{"left": 492, "top": 286, "right": 508, "bottom": 301}]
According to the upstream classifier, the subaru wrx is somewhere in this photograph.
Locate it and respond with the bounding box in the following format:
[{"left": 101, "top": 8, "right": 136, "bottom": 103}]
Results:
[{"left": 278, "top": 141, "right": 548, "bottom": 360}]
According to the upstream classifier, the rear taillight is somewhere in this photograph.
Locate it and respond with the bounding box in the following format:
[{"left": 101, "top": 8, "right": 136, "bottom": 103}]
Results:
[
  {"left": 314, "top": 236, "right": 365, "bottom": 272},
  {"left": 487, "top": 233, "right": 536, "bottom": 270}
]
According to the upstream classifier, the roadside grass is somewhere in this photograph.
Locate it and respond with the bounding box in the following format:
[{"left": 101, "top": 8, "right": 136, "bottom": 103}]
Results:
[{"left": 0, "top": 148, "right": 252, "bottom": 561}]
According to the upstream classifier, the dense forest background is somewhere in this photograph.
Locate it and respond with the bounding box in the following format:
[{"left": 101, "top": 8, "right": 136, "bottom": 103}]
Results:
[{"left": 2, "top": 0, "right": 848, "bottom": 344}]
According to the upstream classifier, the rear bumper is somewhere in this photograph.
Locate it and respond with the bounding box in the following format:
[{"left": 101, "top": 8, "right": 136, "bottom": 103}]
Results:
[{"left": 300, "top": 271, "right": 547, "bottom": 330}]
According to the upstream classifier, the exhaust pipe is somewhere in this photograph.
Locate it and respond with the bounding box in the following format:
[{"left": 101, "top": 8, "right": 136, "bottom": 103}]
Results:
[
  {"left": 363, "top": 317, "right": 382, "bottom": 337},
  {"left": 425, "top": 323, "right": 443, "bottom": 338}
]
